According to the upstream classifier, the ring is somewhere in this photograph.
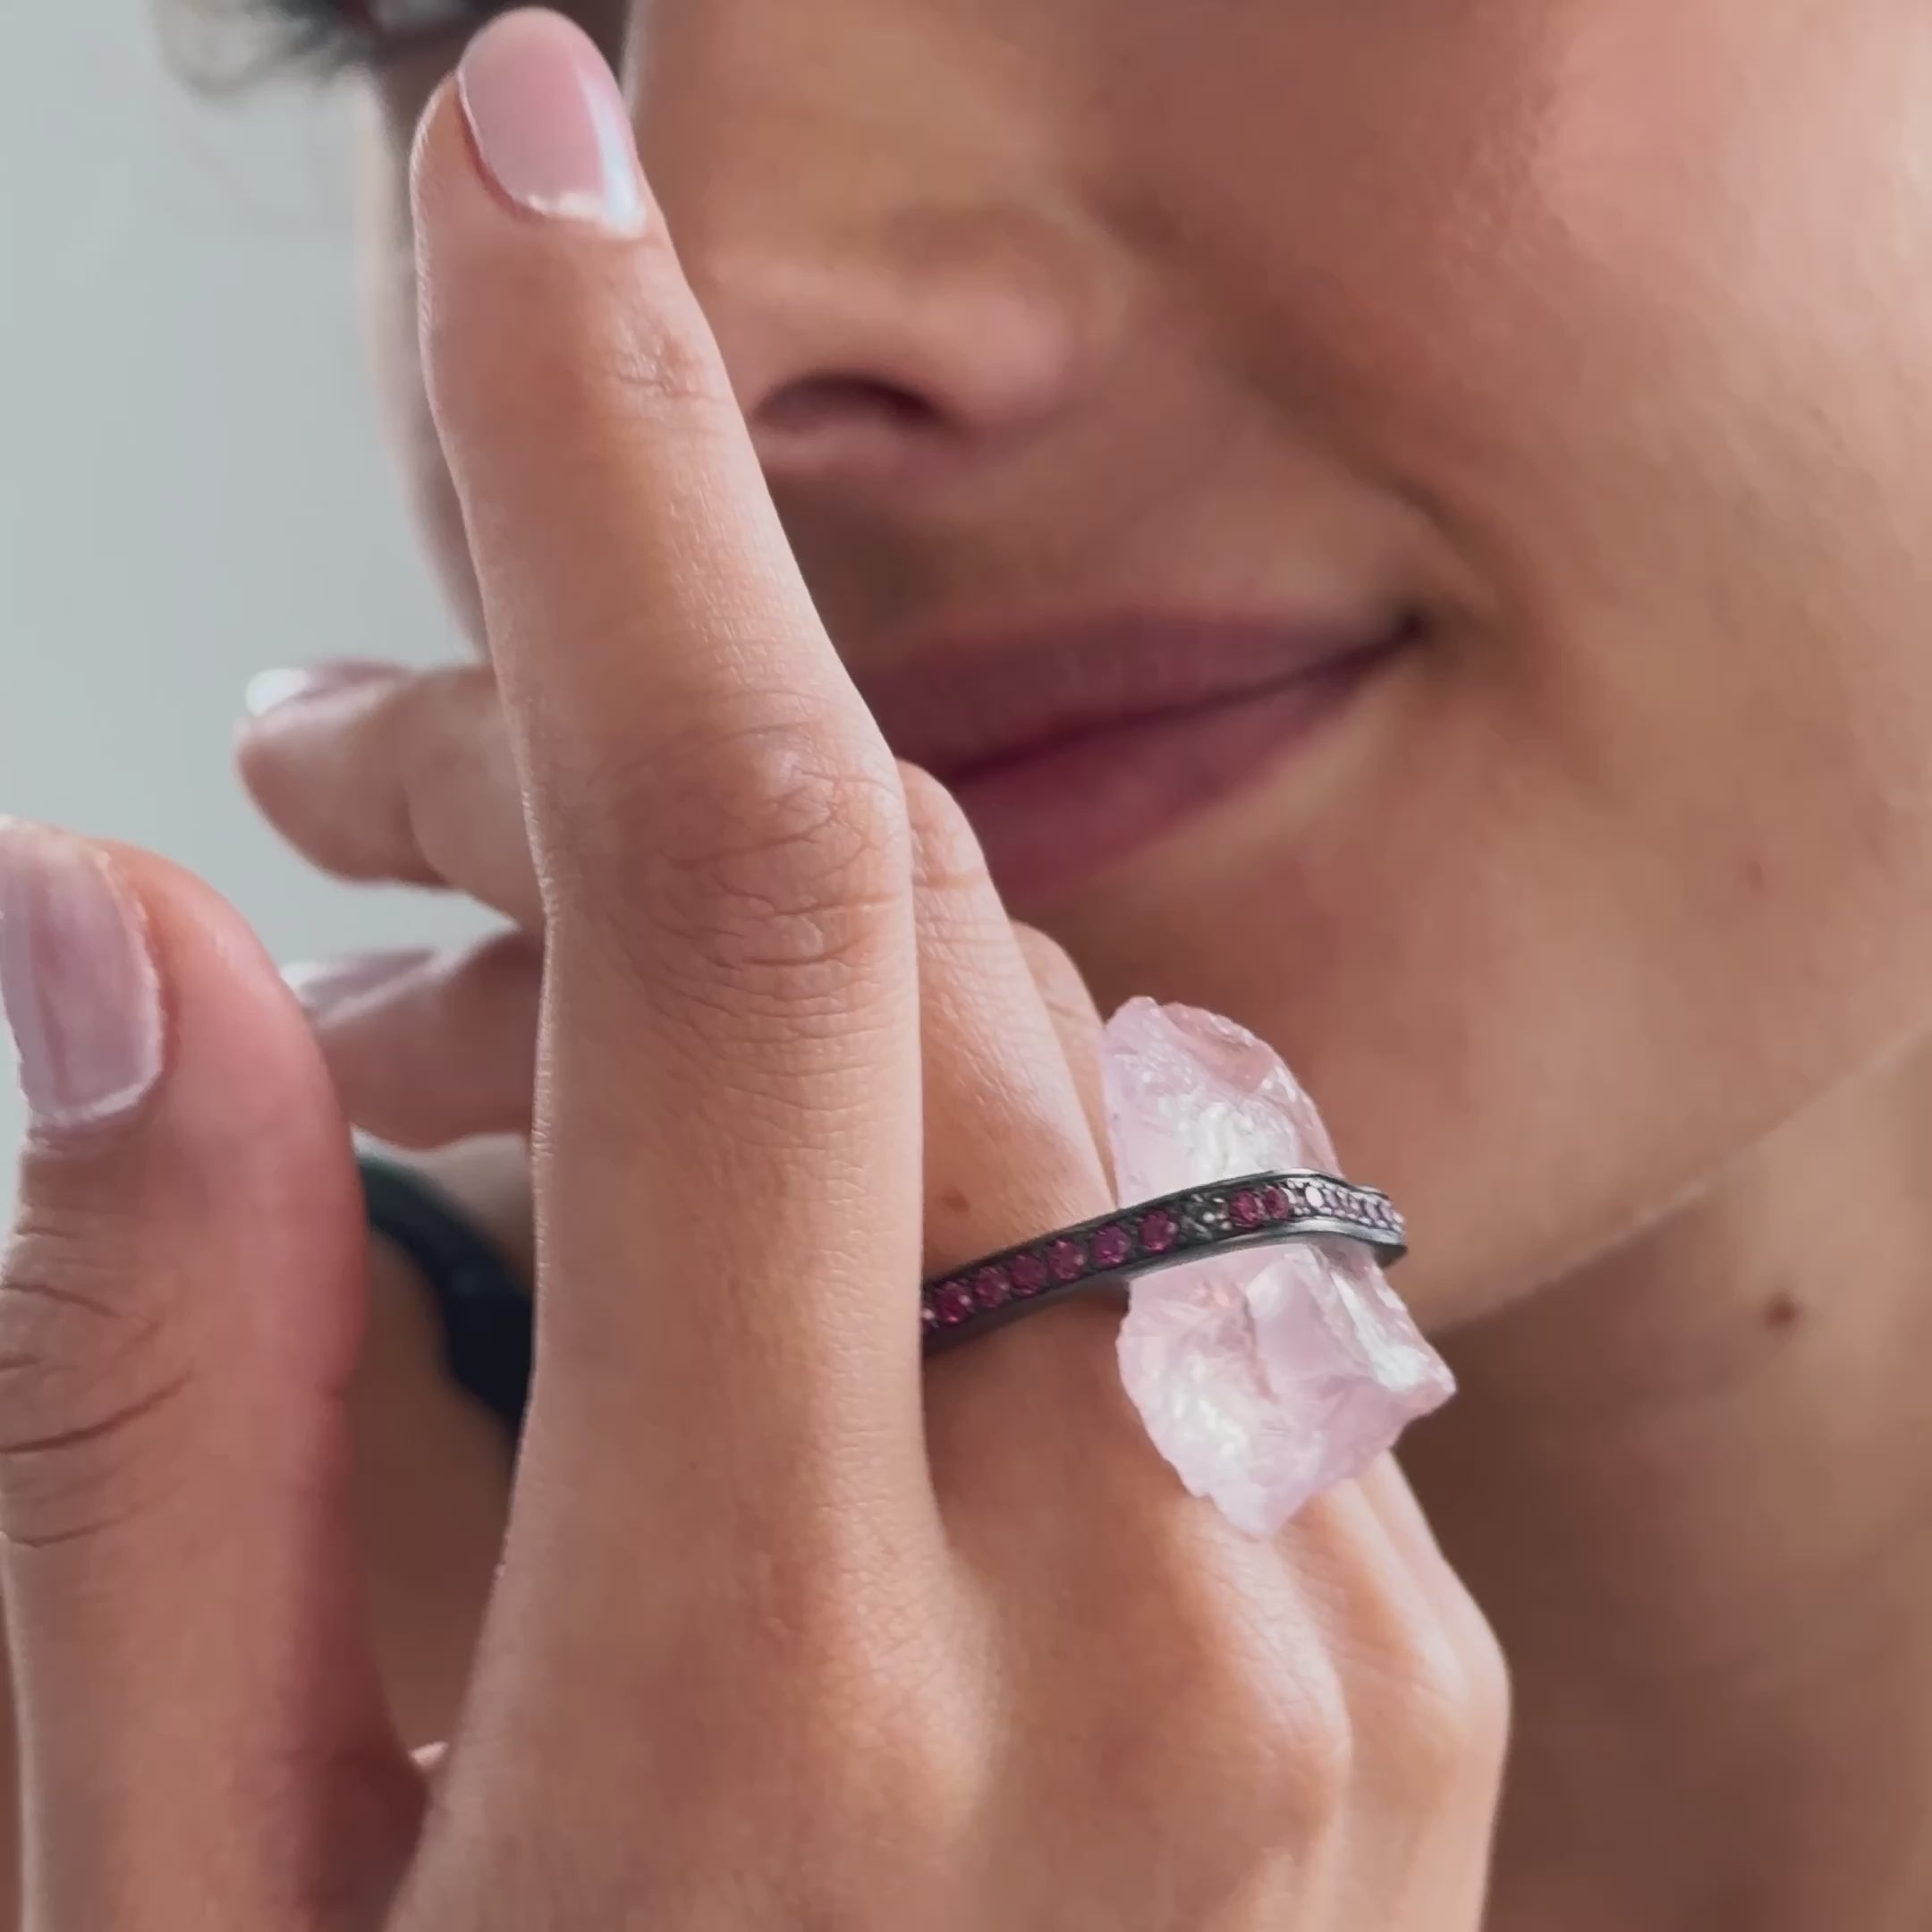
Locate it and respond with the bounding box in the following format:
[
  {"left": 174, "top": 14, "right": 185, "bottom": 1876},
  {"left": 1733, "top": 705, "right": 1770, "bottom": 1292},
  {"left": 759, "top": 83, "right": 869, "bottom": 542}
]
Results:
[{"left": 921, "top": 1170, "right": 1406, "bottom": 1352}]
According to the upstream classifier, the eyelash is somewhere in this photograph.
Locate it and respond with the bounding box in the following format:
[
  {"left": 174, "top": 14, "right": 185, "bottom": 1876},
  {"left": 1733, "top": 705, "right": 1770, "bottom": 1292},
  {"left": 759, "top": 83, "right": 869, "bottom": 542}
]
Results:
[{"left": 230, "top": 0, "right": 504, "bottom": 77}]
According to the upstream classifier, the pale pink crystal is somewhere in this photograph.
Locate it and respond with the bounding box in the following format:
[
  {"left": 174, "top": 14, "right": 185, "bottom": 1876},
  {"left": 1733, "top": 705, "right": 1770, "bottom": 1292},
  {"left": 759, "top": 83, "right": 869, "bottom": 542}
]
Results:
[{"left": 1104, "top": 997, "right": 1453, "bottom": 1536}]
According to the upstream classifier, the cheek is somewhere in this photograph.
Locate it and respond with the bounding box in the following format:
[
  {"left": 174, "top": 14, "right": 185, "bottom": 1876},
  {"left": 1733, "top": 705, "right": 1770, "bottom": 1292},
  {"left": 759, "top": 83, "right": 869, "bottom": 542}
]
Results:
[
  {"left": 1070, "top": 2, "right": 1932, "bottom": 1315},
  {"left": 1420, "top": 3, "right": 1932, "bottom": 1067},
  {"left": 1061, "top": 632, "right": 1932, "bottom": 1331}
]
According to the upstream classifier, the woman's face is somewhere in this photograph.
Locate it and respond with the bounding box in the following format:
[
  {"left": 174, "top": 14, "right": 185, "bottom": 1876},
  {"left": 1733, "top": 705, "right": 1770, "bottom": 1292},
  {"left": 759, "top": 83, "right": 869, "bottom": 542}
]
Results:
[{"left": 352, "top": 0, "right": 1932, "bottom": 1326}]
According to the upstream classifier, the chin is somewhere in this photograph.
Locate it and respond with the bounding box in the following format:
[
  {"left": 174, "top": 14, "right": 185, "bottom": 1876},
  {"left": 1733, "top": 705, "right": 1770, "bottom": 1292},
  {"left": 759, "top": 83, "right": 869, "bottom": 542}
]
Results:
[{"left": 1029, "top": 788, "right": 1932, "bottom": 1342}]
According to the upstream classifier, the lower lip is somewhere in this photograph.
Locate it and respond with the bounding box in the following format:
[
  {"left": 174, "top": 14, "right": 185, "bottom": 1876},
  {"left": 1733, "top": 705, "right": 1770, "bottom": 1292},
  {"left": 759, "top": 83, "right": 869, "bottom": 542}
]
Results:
[{"left": 937, "top": 648, "right": 1395, "bottom": 906}]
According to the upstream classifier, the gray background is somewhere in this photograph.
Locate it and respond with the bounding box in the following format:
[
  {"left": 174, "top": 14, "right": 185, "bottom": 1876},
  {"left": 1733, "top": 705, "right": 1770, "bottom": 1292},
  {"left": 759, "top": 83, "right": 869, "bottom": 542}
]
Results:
[{"left": 0, "top": 7, "right": 483, "bottom": 1176}]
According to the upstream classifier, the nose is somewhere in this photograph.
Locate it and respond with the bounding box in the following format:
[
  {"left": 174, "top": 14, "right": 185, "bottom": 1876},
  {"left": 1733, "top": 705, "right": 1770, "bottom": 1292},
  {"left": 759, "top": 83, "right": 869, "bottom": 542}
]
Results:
[
  {"left": 627, "top": 0, "right": 1112, "bottom": 495},
  {"left": 714, "top": 228, "right": 1104, "bottom": 493}
]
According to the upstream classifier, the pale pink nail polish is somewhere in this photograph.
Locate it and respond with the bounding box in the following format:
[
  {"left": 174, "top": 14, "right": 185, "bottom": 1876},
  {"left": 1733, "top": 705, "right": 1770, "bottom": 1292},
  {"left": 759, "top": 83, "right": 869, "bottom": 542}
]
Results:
[
  {"left": 244, "top": 661, "right": 402, "bottom": 721},
  {"left": 458, "top": 10, "right": 647, "bottom": 235},
  {"left": 0, "top": 823, "right": 165, "bottom": 1134}
]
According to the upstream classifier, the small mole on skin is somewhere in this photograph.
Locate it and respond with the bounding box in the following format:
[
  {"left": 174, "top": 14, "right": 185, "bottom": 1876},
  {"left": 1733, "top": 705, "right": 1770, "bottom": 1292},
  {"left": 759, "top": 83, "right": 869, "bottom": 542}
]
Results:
[
  {"left": 1741, "top": 855, "right": 1769, "bottom": 894},
  {"left": 939, "top": 1185, "right": 972, "bottom": 1217},
  {"left": 1765, "top": 1293, "right": 1802, "bottom": 1332}
]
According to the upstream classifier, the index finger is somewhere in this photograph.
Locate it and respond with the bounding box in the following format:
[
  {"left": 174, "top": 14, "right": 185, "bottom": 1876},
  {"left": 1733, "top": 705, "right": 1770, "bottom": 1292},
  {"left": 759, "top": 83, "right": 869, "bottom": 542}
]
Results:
[{"left": 412, "top": 16, "right": 927, "bottom": 1519}]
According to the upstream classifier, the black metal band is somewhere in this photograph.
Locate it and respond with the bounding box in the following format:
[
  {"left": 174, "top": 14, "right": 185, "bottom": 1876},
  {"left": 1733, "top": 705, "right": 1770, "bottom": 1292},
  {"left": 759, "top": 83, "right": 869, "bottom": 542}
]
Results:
[
  {"left": 920, "top": 1169, "right": 1405, "bottom": 1353},
  {"left": 360, "top": 1157, "right": 533, "bottom": 1437}
]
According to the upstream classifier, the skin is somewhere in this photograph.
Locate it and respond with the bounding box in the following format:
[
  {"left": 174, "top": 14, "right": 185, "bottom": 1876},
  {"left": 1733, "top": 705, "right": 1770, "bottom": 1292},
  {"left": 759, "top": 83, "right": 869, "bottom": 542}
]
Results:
[
  {"left": 64, "top": 0, "right": 1932, "bottom": 1922},
  {"left": 0, "top": 19, "right": 1503, "bottom": 1931},
  {"left": 343, "top": 0, "right": 1932, "bottom": 1329}
]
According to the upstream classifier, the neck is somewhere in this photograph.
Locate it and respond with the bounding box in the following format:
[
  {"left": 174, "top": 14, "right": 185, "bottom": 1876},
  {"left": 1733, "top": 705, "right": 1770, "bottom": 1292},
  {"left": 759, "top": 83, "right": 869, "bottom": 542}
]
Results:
[{"left": 1409, "top": 1046, "right": 1932, "bottom": 1931}]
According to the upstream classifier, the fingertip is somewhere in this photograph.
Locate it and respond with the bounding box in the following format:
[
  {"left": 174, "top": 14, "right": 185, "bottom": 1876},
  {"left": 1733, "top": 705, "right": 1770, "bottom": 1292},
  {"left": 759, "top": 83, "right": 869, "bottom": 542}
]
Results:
[
  {"left": 411, "top": 10, "right": 649, "bottom": 253},
  {"left": 78, "top": 839, "right": 356, "bottom": 1190},
  {"left": 242, "top": 661, "right": 401, "bottom": 724},
  {"left": 0, "top": 821, "right": 164, "bottom": 1144},
  {"left": 2, "top": 835, "right": 369, "bottom": 1436},
  {"left": 456, "top": 9, "right": 648, "bottom": 236},
  {"left": 233, "top": 680, "right": 447, "bottom": 893}
]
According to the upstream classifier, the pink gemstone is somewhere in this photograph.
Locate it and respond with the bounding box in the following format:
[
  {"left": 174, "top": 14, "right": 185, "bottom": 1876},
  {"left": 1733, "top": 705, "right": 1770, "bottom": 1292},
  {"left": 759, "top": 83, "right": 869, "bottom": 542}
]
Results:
[
  {"left": 1010, "top": 1252, "right": 1050, "bottom": 1294},
  {"left": 1139, "top": 1208, "right": 1178, "bottom": 1253},
  {"left": 1092, "top": 1223, "right": 1132, "bottom": 1268},
  {"left": 936, "top": 1280, "right": 975, "bottom": 1325},
  {"left": 971, "top": 1266, "right": 1011, "bottom": 1311},
  {"left": 1049, "top": 1237, "right": 1087, "bottom": 1283},
  {"left": 1101, "top": 996, "right": 1453, "bottom": 1538},
  {"left": 1231, "top": 1189, "right": 1263, "bottom": 1229}
]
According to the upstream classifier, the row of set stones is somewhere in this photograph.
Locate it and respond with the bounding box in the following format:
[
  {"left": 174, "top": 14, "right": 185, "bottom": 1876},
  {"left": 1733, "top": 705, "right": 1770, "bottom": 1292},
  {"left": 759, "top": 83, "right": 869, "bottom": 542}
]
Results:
[{"left": 922, "top": 1174, "right": 1402, "bottom": 1333}]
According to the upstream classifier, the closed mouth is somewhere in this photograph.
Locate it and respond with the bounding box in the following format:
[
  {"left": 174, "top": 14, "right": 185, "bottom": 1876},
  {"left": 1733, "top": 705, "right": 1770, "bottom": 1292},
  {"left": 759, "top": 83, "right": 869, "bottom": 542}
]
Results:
[{"left": 853, "top": 608, "right": 1419, "bottom": 902}]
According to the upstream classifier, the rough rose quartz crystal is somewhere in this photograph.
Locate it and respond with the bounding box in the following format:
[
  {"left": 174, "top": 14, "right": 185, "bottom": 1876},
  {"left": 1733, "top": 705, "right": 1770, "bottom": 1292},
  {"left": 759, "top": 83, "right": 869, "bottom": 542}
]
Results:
[{"left": 1103, "top": 998, "right": 1453, "bottom": 1536}]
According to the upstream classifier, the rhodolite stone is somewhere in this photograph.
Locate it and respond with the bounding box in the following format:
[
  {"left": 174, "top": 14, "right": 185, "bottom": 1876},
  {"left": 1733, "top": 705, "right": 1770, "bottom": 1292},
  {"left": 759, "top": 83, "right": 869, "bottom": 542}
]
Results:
[{"left": 1103, "top": 997, "right": 1453, "bottom": 1536}]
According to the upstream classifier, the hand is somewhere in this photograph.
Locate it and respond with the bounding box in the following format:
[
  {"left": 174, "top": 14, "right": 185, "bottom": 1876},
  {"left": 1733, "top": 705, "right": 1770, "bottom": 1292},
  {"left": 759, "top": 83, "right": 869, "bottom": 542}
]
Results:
[
  {"left": 2, "top": 14, "right": 1503, "bottom": 1928},
  {"left": 237, "top": 648, "right": 546, "bottom": 1149},
  {"left": 241, "top": 657, "right": 1106, "bottom": 1157}
]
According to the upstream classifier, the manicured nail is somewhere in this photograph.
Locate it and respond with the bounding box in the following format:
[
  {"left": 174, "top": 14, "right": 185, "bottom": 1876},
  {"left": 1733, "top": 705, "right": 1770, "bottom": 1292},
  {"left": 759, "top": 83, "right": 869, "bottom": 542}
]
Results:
[
  {"left": 244, "top": 661, "right": 401, "bottom": 721},
  {"left": 284, "top": 950, "right": 431, "bottom": 1018},
  {"left": 0, "top": 822, "right": 165, "bottom": 1134},
  {"left": 457, "top": 11, "right": 648, "bottom": 235}
]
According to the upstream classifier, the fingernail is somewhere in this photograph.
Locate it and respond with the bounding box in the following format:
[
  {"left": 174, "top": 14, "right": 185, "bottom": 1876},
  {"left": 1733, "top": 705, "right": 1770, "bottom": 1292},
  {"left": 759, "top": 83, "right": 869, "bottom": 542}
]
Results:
[
  {"left": 0, "top": 822, "right": 165, "bottom": 1134},
  {"left": 284, "top": 950, "right": 431, "bottom": 1019},
  {"left": 457, "top": 11, "right": 648, "bottom": 235},
  {"left": 244, "top": 662, "right": 400, "bottom": 721}
]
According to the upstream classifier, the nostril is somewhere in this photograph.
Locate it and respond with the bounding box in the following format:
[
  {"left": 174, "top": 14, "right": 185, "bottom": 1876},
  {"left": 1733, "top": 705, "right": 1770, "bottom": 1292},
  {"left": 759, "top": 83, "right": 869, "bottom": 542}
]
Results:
[{"left": 758, "top": 374, "right": 947, "bottom": 437}]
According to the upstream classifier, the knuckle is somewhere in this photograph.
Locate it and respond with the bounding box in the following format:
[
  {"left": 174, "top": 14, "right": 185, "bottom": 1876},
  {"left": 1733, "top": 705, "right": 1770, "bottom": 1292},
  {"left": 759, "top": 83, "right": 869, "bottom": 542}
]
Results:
[
  {"left": 1439, "top": 1602, "right": 1513, "bottom": 1785},
  {"left": 1128, "top": 1576, "right": 1356, "bottom": 1832},
  {"left": 1150, "top": 1669, "right": 1356, "bottom": 1845},
  {"left": 644, "top": 1580, "right": 975, "bottom": 1912},
  {"left": 800, "top": 1665, "right": 979, "bottom": 1843},
  {"left": 556, "top": 702, "right": 910, "bottom": 997},
  {"left": 0, "top": 1204, "right": 194, "bottom": 1546},
  {"left": 1223, "top": 1655, "right": 1357, "bottom": 1831},
  {"left": 901, "top": 763, "right": 988, "bottom": 901},
  {"left": 772, "top": 1653, "right": 980, "bottom": 1922},
  {"left": 1466, "top": 1608, "right": 1513, "bottom": 1755},
  {"left": 1354, "top": 1588, "right": 1512, "bottom": 1799}
]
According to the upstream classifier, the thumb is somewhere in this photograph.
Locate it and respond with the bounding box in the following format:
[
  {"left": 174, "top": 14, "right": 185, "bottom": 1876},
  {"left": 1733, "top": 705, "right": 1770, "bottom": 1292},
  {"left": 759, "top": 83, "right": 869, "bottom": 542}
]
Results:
[{"left": 0, "top": 823, "right": 420, "bottom": 1929}]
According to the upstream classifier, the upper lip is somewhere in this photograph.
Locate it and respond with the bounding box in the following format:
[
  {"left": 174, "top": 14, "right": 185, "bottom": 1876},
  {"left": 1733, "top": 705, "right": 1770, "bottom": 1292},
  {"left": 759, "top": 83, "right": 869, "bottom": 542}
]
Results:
[{"left": 852, "top": 610, "right": 1415, "bottom": 782}]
